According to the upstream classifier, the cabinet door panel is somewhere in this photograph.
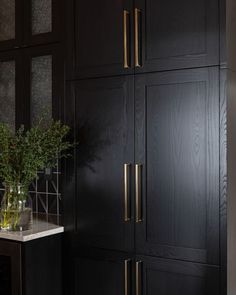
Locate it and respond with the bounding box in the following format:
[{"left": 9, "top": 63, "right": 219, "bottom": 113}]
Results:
[
  {"left": 69, "top": 76, "right": 134, "bottom": 251},
  {"left": 73, "top": 250, "right": 133, "bottom": 295},
  {"left": 73, "top": 0, "right": 134, "bottom": 78},
  {"left": 135, "top": 0, "right": 219, "bottom": 72},
  {"left": 0, "top": 240, "right": 22, "bottom": 295},
  {"left": 137, "top": 255, "right": 219, "bottom": 295},
  {"left": 135, "top": 68, "right": 219, "bottom": 264}
]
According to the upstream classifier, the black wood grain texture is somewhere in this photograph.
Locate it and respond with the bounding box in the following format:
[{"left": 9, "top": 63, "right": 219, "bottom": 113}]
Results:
[
  {"left": 137, "top": 255, "right": 220, "bottom": 295},
  {"left": 134, "top": 0, "right": 219, "bottom": 73},
  {"left": 135, "top": 68, "right": 220, "bottom": 264},
  {"left": 220, "top": 68, "right": 227, "bottom": 295},
  {"left": 73, "top": 0, "right": 134, "bottom": 79},
  {"left": 73, "top": 248, "right": 134, "bottom": 295},
  {"left": 23, "top": 235, "right": 62, "bottom": 295},
  {"left": 66, "top": 76, "right": 135, "bottom": 251}
]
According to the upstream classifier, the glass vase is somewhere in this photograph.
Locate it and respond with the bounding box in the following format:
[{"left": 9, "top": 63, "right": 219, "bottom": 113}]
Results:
[{"left": 0, "top": 183, "right": 33, "bottom": 231}]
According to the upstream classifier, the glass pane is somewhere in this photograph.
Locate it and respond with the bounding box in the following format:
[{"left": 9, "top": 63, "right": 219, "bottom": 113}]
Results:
[
  {"left": 32, "top": 0, "right": 52, "bottom": 35},
  {"left": 0, "top": 0, "right": 15, "bottom": 41},
  {"left": 31, "top": 55, "right": 52, "bottom": 126},
  {"left": 0, "top": 61, "right": 15, "bottom": 131}
]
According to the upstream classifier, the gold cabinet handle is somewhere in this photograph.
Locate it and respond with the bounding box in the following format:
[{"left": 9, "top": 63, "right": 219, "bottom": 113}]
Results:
[
  {"left": 134, "top": 8, "right": 142, "bottom": 67},
  {"left": 136, "top": 261, "right": 142, "bottom": 295},
  {"left": 124, "top": 163, "right": 131, "bottom": 221},
  {"left": 124, "top": 259, "right": 131, "bottom": 295},
  {"left": 135, "top": 164, "right": 142, "bottom": 223},
  {"left": 123, "top": 10, "right": 130, "bottom": 69}
]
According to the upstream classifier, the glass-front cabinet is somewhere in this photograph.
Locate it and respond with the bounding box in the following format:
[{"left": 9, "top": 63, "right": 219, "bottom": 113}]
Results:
[{"left": 0, "top": 0, "right": 62, "bottom": 50}]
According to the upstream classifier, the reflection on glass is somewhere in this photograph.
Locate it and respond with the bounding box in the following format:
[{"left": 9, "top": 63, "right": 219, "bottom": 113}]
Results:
[
  {"left": 32, "top": 0, "right": 52, "bottom": 35},
  {"left": 31, "top": 55, "right": 52, "bottom": 126},
  {"left": 0, "top": 61, "right": 15, "bottom": 131},
  {"left": 0, "top": 0, "right": 15, "bottom": 41}
]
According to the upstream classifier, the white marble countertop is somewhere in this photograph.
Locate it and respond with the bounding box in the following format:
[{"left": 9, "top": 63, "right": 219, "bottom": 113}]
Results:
[{"left": 0, "top": 214, "right": 64, "bottom": 242}]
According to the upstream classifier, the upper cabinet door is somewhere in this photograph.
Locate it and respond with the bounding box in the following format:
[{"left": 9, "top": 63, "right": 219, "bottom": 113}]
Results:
[
  {"left": 0, "top": 0, "right": 22, "bottom": 50},
  {"left": 24, "top": 0, "right": 63, "bottom": 45},
  {"left": 73, "top": 0, "right": 134, "bottom": 79},
  {"left": 135, "top": 67, "right": 220, "bottom": 264},
  {"left": 134, "top": 0, "right": 219, "bottom": 73}
]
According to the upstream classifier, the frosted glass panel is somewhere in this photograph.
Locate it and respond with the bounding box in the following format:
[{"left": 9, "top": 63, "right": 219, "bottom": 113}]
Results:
[
  {"left": 0, "top": 61, "right": 15, "bottom": 130},
  {"left": 31, "top": 55, "right": 52, "bottom": 126},
  {"left": 32, "top": 0, "right": 52, "bottom": 35},
  {"left": 0, "top": 0, "right": 15, "bottom": 41}
]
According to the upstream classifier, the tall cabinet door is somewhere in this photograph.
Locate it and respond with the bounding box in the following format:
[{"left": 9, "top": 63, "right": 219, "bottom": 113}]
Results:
[
  {"left": 135, "top": 68, "right": 220, "bottom": 265},
  {"left": 67, "top": 76, "right": 134, "bottom": 251},
  {"left": 134, "top": 0, "right": 219, "bottom": 73},
  {"left": 73, "top": 0, "right": 134, "bottom": 79}
]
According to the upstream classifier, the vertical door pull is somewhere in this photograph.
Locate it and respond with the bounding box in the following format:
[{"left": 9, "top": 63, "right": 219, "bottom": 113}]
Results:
[
  {"left": 124, "top": 163, "right": 131, "bottom": 221},
  {"left": 123, "top": 10, "right": 130, "bottom": 68},
  {"left": 136, "top": 261, "right": 142, "bottom": 295},
  {"left": 135, "top": 164, "right": 142, "bottom": 223},
  {"left": 134, "top": 8, "right": 142, "bottom": 67},
  {"left": 124, "top": 259, "right": 131, "bottom": 295}
]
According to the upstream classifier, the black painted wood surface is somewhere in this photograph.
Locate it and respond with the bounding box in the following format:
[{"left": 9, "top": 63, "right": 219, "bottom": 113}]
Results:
[
  {"left": 135, "top": 0, "right": 219, "bottom": 73},
  {"left": 135, "top": 67, "right": 220, "bottom": 264},
  {"left": 68, "top": 76, "right": 135, "bottom": 251},
  {"left": 73, "top": 0, "right": 134, "bottom": 78}
]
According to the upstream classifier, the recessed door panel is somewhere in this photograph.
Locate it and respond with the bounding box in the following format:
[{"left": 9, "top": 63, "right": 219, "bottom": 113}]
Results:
[{"left": 135, "top": 68, "right": 219, "bottom": 264}]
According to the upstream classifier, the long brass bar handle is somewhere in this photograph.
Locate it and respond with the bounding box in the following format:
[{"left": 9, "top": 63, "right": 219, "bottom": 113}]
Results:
[
  {"left": 136, "top": 261, "right": 142, "bottom": 295},
  {"left": 124, "top": 163, "right": 131, "bottom": 221},
  {"left": 124, "top": 259, "right": 131, "bottom": 295},
  {"left": 134, "top": 8, "right": 142, "bottom": 67},
  {"left": 123, "top": 10, "right": 130, "bottom": 69},
  {"left": 135, "top": 164, "right": 142, "bottom": 223}
]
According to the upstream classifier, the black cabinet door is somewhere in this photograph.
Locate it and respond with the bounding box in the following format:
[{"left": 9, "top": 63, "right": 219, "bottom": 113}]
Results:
[
  {"left": 73, "top": 0, "right": 134, "bottom": 79},
  {"left": 72, "top": 249, "right": 133, "bottom": 295},
  {"left": 135, "top": 68, "right": 220, "bottom": 264},
  {"left": 134, "top": 0, "right": 219, "bottom": 73},
  {"left": 0, "top": 240, "right": 22, "bottom": 295},
  {"left": 136, "top": 255, "right": 220, "bottom": 295},
  {"left": 65, "top": 76, "right": 134, "bottom": 251}
]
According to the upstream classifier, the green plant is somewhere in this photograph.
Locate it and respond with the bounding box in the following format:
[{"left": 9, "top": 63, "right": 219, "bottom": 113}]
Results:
[{"left": 0, "top": 119, "right": 73, "bottom": 187}]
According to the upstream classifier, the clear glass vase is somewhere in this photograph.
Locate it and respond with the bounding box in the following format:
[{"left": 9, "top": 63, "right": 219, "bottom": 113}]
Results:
[{"left": 0, "top": 183, "right": 33, "bottom": 231}]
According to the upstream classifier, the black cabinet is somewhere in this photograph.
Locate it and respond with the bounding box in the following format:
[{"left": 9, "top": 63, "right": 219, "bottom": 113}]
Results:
[
  {"left": 73, "top": 0, "right": 134, "bottom": 78},
  {"left": 135, "top": 0, "right": 219, "bottom": 73},
  {"left": 70, "top": 0, "right": 219, "bottom": 79},
  {"left": 71, "top": 249, "right": 133, "bottom": 295},
  {"left": 65, "top": 76, "right": 134, "bottom": 251},
  {"left": 0, "top": 0, "right": 63, "bottom": 51},
  {"left": 137, "top": 255, "right": 220, "bottom": 295},
  {"left": 66, "top": 67, "right": 220, "bottom": 263},
  {"left": 0, "top": 235, "right": 62, "bottom": 295},
  {"left": 135, "top": 68, "right": 220, "bottom": 264}
]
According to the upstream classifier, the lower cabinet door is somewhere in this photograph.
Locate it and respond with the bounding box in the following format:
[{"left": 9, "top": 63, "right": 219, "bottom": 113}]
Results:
[
  {"left": 74, "top": 249, "right": 133, "bottom": 295},
  {"left": 0, "top": 240, "right": 22, "bottom": 295},
  {"left": 136, "top": 255, "right": 220, "bottom": 295}
]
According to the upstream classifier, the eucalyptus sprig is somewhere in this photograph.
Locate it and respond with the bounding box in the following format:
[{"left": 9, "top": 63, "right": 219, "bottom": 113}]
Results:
[{"left": 0, "top": 119, "right": 73, "bottom": 187}]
